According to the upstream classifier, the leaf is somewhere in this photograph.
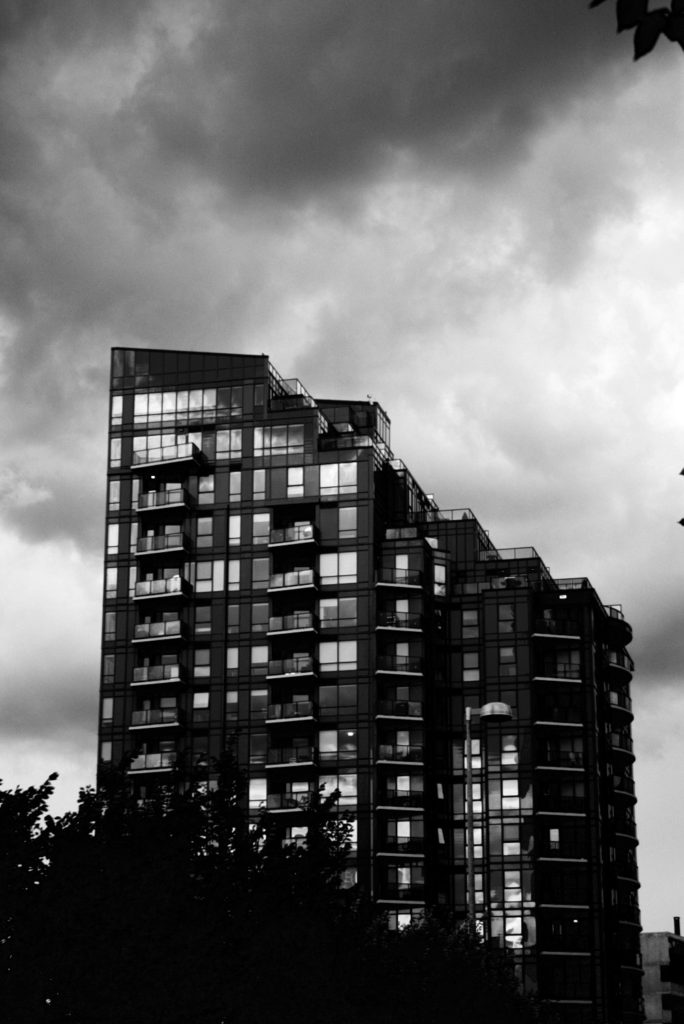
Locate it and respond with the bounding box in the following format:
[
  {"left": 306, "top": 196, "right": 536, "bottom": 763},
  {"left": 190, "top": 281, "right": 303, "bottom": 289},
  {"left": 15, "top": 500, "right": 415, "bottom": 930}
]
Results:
[
  {"left": 634, "top": 8, "right": 670, "bottom": 56},
  {"left": 673, "top": 0, "right": 684, "bottom": 16},
  {"left": 588, "top": 0, "right": 610, "bottom": 6},
  {"left": 617, "top": 0, "right": 649, "bottom": 31},
  {"left": 664, "top": 11, "right": 684, "bottom": 38}
]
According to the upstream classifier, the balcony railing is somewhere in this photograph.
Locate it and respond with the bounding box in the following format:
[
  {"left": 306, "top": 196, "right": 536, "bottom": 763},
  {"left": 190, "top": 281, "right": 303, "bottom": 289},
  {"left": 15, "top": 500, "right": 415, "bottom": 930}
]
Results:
[
  {"left": 266, "top": 700, "right": 316, "bottom": 722},
  {"left": 133, "top": 620, "right": 184, "bottom": 641},
  {"left": 267, "top": 657, "right": 316, "bottom": 677},
  {"left": 535, "top": 665, "right": 582, "bottom": 680},
  {"left": 137, "top": 488, "right": 192, "bottom": 512},
  {"left": 538, "top": 752, "right": 584, "bottom": 769},
  {"left": 610, "top": 732, "right": 634, "bottom": 755},
  {"left": 268, "top": 569, "right": 317, "bottom": 590},
  {"left": 378, "top": 790, "right": 425, "bottom": 808},
  {"left": 607, "top": 650, "right": 635, "bottom": 675},
  {"left": 130, "top": 708, "right": 182, "bottom": 728},
  {"left": 614, "top": 775, "right": 636, "bottom": 796},
  {"left": 533, "top": 619, "right": 581, "bottom": 636},
  {"left": 376, "top": 700, "right": 423, "bottom": 718},
  {"left": 376, "top": 568, "right": 422, "bottom": 587},
  {"left": 266, "top": 792, "right": 315, "bottom": 811},
  {"left": 377, "top": 611, "right": 423, "bottom": 630},
  {"left": 381, "top": 837, "right": 425, "bottom": 854},
  {"left": 535, "top": 796, "right": 586, "bottom": 815},
  {"left": 609, "top": 691, "right": 633, "bottom": 714},
  {"left": 268, "top": 612, "right": 317, "bottom": 633},
  {"left": 614, "top": 904, "right": 641, "bottom": 926},
  {"left": 377, "top": 743, "right": 424, "bottom": 763},
  {"left": 132, "top": 663, "right": 183, "bottom": 685},
  {"left": 136, "top": 533, "right": 189, "bottom": 555},
  {"left": 377, "top": 884, "right": 425, "bottom": 902},
  {"left": 132, "top": 442, "right": 202, "bottom": 468},
  {"left": 134, "top": 576, "right": 191, "bottom": 599},
  {"left": 128, "top": 752, "right": 177, "bottom": 772},
  {"left": 267, "top": 746, "right": 318, "bottom": 766},
  {"left": 269, "top": 523, "right": 317, "bottom": 545},
  {"left": 376, "top": 655, "right": 423, "bottom": 675}
]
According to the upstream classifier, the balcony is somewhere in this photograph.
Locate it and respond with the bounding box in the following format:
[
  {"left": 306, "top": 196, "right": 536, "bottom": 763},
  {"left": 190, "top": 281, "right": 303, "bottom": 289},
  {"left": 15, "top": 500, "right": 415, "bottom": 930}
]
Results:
[
  {"left": 266, "top": 700, "right": 316, "bottom": 723},
  {"left": 128, "top": 751, "right": 177, "bottom": 772},
  {"left": 137, "top": 488, "right": 192, "bottom": 514},
  {"left": 377, "top": 743, "right": 424, "bottom": 764},
  {"left": 267, "top": 611, "right": 317, "bottom": 635},
  {"left": 609, "top": 732, "right": 634, "bottom": 757},
  {"left": 132, "top": 620, "right": 185, "bottom": 643},
  {"left": 132, "top": 442, "right": 203, "bottom": 471},
  {"left": 267, "top": 745, "right": 318, "bottom": 767},
  {"left": 613, "top": 775, "right": 636, "bottom": 798},
  {"left": 536, "top": 752, "right": 584, "bottom": 770},
  {"left": 604, "top": 604, "right": 633, "bottom": 645},
  {"left": 614, "top": 904, "right": 641, "bottom": 927},
  {"left": 376, "top": 700, "right": 423, "bottom": 720},
  {"left": 607, "top": 650, "right": 635, "bottom": 679},
  {"left": 532, "top": 618, "right": 581, "bottom": 639},
  {"left": 376, "top": 612, "right": 423, "bottom": 631},
  {"left": 376, "top": 568, "right": 422, "bottom": 588},
  {"left": 376, "top": 884, "right": 425, "bottom": 903},
  {"left": 268, "top": 569, "right": 317, "bottom": 592},
  {"left": 136, "top": 533, "right": 189, "bottom": 557},
  {"left": 376, "top": 655, "right": 423, "bottom": 676},
  {"left": 266, "top": 792, "right": 315, "bottom": 812},
  {"left": 269, "top": 523, "right": 317, "bottom": 547},
  {"left": 134, "top": 576, "right": 191, "bottom": 600},
  {"left": 612, "top": 818, "right": 638, "bottom": 841},
  {"left": 609, "top": 690, "right": 633, "bottom": 717},
  {"left": 378, "top": 837, "right": 425, "bottom": 855},
  {"left": 377, "top": 790, "right": 425, "bottom": 810},
  {"left": 131, "top": 663, "right": 184, "bottom": 686},
  {"left": 533, "top": 665, "right": 582, "bottom": 682},
  {"left": 535, "top": 796, "right": 587, "bottom": 815},
  {"left": 267, "top": 656, "right": 316, "bottom": 679},
  {"left": 130, "top": 708, "right": 182, "bottom": 729}
]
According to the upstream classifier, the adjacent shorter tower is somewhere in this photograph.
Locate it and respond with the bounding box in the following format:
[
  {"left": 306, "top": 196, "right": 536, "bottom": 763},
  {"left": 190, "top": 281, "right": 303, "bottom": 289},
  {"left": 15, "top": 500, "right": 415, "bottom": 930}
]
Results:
[{"left": 100, "top": 348, "right": 641, "bottom": 1024}]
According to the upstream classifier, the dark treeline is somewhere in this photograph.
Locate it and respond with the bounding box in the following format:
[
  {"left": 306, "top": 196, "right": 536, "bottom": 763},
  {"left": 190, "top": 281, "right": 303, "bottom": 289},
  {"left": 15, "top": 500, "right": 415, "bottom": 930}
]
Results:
[{"left": 0, "top": 759, "right": 551, "bottom": 1024}]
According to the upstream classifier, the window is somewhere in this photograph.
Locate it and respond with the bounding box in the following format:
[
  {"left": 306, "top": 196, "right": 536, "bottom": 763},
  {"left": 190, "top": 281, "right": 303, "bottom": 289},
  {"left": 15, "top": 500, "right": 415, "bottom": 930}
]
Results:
[
  {"left": 226, "top": 648, "right": 239, "bottom": 677},
  {"left": 195, "top": 605, "right": 212, "bottom": 634},
  {"left": 194, "top": 649, "right": 211, "bottom": 679},
  {"left": 105, "top": 567, "right": 118, "bottom": 599},
  {"left": 253, "top": 383, "right": 264, "bottom": 408},
  {"left": 102, "top": 654, "right": 115, "bottom": 684},
  {"left": 110, "top": 394, "right": 123, "bottom": 426},
  {"left": 252, "top": 557, "right": 269, "bottom": 590},
  {"left": 320, "top": 462, "right": 357, "bottom": 497},
  {"left": 319, "top": 729, "right": 358, "bottom": 761},
  {"left": 100, "top": 741, "right": 113, "bottom": 762},
  {"left": 225, "top": 690, "right": 239, "bottom": 721},
  {"left": 252, "top": 513, "right": 270, "bottom": 545},
  {"left": 217, "top": 385, "right": 243, "bottom": 419},
  {"left": 250, "top": 688, "right": 268, "bottom": 717},
  {"left": 318, "top": 683, "right": 357, "bottom": 713},
  {"left": 104, "top": 611, "right": 116, "bottom": 641},
  {"left": 109, "top": 438, "right": 121, "bottom": 468},
  {"left": 253, "top": 469, "right": 266, "bottom": 501},
  {"left": 434, "top": 563, "right": 446, "bottom": 597},
  {"left": 251, "top": 646, "right": 269, "bottom": 676},
  {"left": 499, "top": 646, "right": 516, "bottom": 677},
  {"left": 196, "top": 560, "right": 224, "bottom": 593},
  {"left": 251, "top": 603, "right": 269, "bottom": 633},
  {"left": 287, "top": 466, "right": 304, "bottom": 498},
  {"left": 197, "top": 516, "right": 213, "bottom": 549},
  {"left": 319, "top": 596, "right": 358, "bottom": 629},
  {"left": 502, "top": 779, "right": 520, "bottom": 811},
  {"left": 227, "top": 560, "right": 240, "bottom": 592},
  {"left": 319, "top": 772, "right": 357, "bottom": 806},
  {"left": 198, "top": 474, "right": 215, "bottom": 505},
  {"left": 228, "top": 514, "right": 241, "bottom": 546},
  {"left": 228, "top": 470, "right": 241, "bottom": 502},
  {"left": 462, "top": 609, "right": 478, "bottom": 639},
  {"left": 463, "top": 652, "right": 479, "bottom": 682},
  {"left": 101, "top": 697, "right": 114, "bottom": 723},
  {"left": 249, "top": 777, "right": 267, "bottom": 809},
  {"left": 254, "top": 424, "right": 304, "bottom": 457},
  {"left": 319, "top": 552, "right": 357, "bottom": 585},
  {"left": 250, "top": 734, "right": 267, "bottom": 764},
  {"left": 227, "top": 605, "right": 239, "bottom": 635},
  {"left": 216, "top": 428, "right": 242, "bottom": 459},
  {"left": 319, "top": 640, "right": 358, "bottom": 672},
  {"left": 338, "top": 506, "right": 357, "bottom": 538},
  {"left": 106, "top": 523, "right": 119, "bottom": 555},
  {"left": 193, "top": 691, "right": 210, "bottom": 723},
  {"left": 498, "top": 604, "right": 515, "bottom": 633},
  {"left": 108, "top": 480, "right": 121, "bottom": 512}
]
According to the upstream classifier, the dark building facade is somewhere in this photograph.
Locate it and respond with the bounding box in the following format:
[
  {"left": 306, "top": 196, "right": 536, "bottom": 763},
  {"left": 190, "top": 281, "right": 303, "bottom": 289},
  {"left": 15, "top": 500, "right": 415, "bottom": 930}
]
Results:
[{"left": 100, "top": 347, "right": 642, "bottom": 1023}]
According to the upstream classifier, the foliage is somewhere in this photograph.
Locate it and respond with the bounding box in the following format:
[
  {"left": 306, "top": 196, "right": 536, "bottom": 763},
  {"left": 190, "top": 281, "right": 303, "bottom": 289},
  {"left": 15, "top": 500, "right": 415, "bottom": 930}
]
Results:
[
  {"left": 591, "top": 0, "right": 684, "bottom": 60},
  {"left": 0, "top": 763, "right": 548, "bottom": 1024}
]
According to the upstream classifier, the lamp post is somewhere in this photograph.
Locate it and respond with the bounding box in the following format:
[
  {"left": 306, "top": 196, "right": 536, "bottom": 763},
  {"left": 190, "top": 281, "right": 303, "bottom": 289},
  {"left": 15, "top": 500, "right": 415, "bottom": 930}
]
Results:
[{"left": 465, "top": 701, "right": 514, "bottom": 923}]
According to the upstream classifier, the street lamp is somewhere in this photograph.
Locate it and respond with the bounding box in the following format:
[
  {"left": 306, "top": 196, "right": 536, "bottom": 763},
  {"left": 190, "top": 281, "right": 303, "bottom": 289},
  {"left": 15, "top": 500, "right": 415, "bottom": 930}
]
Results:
[{"left": 465, "top": 701, "right": 514, "bottom": 922}]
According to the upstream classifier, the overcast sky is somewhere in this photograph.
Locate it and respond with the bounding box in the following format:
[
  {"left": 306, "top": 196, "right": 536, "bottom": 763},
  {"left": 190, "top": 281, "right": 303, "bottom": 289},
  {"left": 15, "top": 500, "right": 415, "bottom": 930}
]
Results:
[{"left": 1, "top": 0, "right": 683, "bottom": 931}]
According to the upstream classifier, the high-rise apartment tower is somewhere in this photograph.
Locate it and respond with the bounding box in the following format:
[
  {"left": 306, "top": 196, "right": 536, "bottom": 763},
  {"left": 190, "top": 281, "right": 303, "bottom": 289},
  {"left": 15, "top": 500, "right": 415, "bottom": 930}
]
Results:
[{"left": 100, "top": 348, "right": 642, "bottom": 1024}]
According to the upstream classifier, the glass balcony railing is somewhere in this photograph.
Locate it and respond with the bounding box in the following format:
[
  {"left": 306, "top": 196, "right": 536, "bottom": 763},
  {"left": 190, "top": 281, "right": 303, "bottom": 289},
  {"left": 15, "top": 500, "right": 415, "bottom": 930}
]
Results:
[
  {"left": 130, "top": 708, "right": 181, "bottom": 728},
  {"left": 377, "top": 743, "right": 424, "bottom": 763},
  {"left": 137, "top": 488, "right": 191, "bottom": 511},
  {"left": 535, "top": 664, "right": 582, "bottom": 680},
  {"left": 268, "top": 612, "right": 317, "bottom": 633},
  {"left": 267, "top": 746, "right": 318, "bottom": 766},
  {"left": 132, "top": 442, "right": 202, "bottom": 468},
  {"left": 269, "top": 523, "right": 317, "bottom": 545},
  {"left": 538, "top": 751, "right": 584, "bottom": 769},
  {"left": 376, "top": 655, "right": 423, "bottom": 674},
  {"left": 136, "top": 534, "right": 189, "bottom": 555},
  {"left": 133, "top": 620, "right": 184, "bottom": 641},
  {"left": 608, "top": 650, "right": 635, "bottom": 675},
  {"left": 378, "top": 790, "right": 425, "bottom": 808},
  {"left": 134, "top": 576, "right": 190, "bottom": 599},
  {"left": 267, "top": 657, "right": 316, "bottom": 677},
  {"left": 266, "top": 700, "right": 315, "bottom": 721},
  {"left": 128, "top": 751, "right": 177, "bottom": 772},
  {"left": 376, "top": 700, "right": 423, "bottom": 718},
  {"left": 268, "top": 569, "right": 317, "bottom": 590},
  {"left": 535, "top": 795, "right": 586, "bottom": 814},
  {"left": 266, "top": 792, "right": 315, "bottom": 811},
  {"left": 609, "top": 691, "right": 633, "bottom": 714},
  {"left": 376, "top": 568, "right": 422, "bottom": 587},
  {"left": 533, "top": 618, "right": 581, "bottom": 636},
  {"left": 380, "top": 837, "right": 425, "bottom": 854},
  {"left": 132, "top": 664, "right": 183, "bottom": 684},
  {"left": 610, "top": 732, "right": 634, "bottom": 755},
  {"left": 377, "top": 612, "right": 423, "bottom": 630}
]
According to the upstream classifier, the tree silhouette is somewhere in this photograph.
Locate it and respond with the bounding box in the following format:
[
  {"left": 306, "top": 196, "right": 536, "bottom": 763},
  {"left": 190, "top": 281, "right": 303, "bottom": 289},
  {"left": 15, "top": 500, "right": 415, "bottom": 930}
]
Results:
[{"left": 591, "top": 0, "right": 684, "bottom": 60}]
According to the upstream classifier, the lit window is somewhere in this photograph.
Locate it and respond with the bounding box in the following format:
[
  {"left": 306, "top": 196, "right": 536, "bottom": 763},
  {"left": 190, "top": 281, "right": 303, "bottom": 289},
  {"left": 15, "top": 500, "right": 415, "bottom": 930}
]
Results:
[
  {"left": 216, "top": 428, "right": 242, "bottom": 459},
  {"left": 197, "top": 516, "right": 213, "bottom": 549},
  {"left": 227, "top": 560, "right": 240, "bottom": 592},
  {"left": 463, "top": 652, "right": 479, "bottom": 682},
  {"left": 110, "top": 394, "right": 123, "bottom": 426},
  {"left": 107, "top": 523, "right": 119, "bottom": 555},
  {"left": 228, "top": 514, "right": 241, "bottom": 546},
  {"left": 319, "top": 552, "right": 357, "bottom": 585},
  {"left": 198, "top": 474, "right": 215, "bottom": 505},
  {"left": 249, "top": 777, "right": 267, "bottom": 809},
  {"left": 434, "top": 563, "right": 446, "bottom": 597},
  {"left": 320, "top": 462, "right": 357, "bottom": 497},
  {"left": 193, "top": 691, "right": 210, "bottom": 723},
  {"left": 109, "top": 438, "right": 121, "bottom": 468},
  {"left": 319, "top": 640, "right": 358, "bottom": 672},
  {"left": 254, "top": 424, "right": 304, "bottom": 457},
  {"left": 228, "top": 471, "right": 241, "bottom": 502},
  {"left": 252, "top": 513, "right": 270, "bottom": 545},
  {"left": 253, "top": 469, "right": 266, "bottom": 501},
  {"left": 251, "top": 646, "right": 269, "bottom": 676},
  {"left": 101, "top": 697, "right": 114, "bottom": 722},
  {"left": 287, "top": 466, "right": 304, "bottom": 498},
  {"left": 100, "top": 741, "right": 112, "bottom": 762},
  {"left": 319, "top": 596, "right": 358, "bottom": 629},
  {"left": 105, "top": 567, "right": 118, "bottom": 599},
  {"left": 226, "top": 648, "right": 239, "bottom": 677},
  {"left": 196, "top": 560, "right": 224, "bottom": 593},
  {"left": 338, "top": 506, "right": 357, "bottom": 538},
  {"left": 108, "top": 480, "right": 120, "bottom": 512}
]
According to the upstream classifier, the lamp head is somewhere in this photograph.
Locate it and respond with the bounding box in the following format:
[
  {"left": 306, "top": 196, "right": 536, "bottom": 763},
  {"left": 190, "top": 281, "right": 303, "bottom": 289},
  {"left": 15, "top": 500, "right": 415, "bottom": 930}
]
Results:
[{"left": 479, "top": 701, "right": 513, "bottom": 724}]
